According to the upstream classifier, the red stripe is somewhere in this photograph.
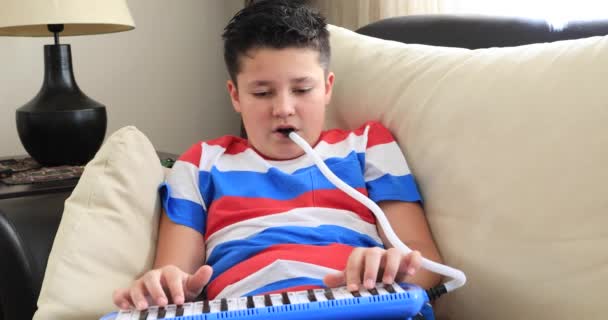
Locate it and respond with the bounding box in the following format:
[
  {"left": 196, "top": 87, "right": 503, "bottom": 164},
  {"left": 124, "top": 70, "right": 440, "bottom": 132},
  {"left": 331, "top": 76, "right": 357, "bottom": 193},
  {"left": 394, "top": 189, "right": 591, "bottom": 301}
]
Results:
[
  {"left": 365, "top": 121, "right": 395, "bottom": 149},
  {"left": 206, "top": 243, "right": 354, "bottom": 299},
  {"left": 205, "top": 135, "right": 249, "bottom": 155},
  {"left": 205, "top": 188, "right": 375, "bottom": 240},
  {"left": 317, "top": 121, "right": 394, "bottom": 149},
  {"left": 178, "top": 142, "right": 203, "bottom": 166},
  {"left": 318, "top": 125, "right": 366, "bottom": 145}
]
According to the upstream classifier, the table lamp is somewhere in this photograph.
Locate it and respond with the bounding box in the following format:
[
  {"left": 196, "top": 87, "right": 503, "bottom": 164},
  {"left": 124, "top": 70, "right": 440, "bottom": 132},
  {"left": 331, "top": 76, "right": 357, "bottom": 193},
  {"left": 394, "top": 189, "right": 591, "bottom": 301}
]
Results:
[{"left": 0, "top": 0, "right": 135, "bottom": 166}]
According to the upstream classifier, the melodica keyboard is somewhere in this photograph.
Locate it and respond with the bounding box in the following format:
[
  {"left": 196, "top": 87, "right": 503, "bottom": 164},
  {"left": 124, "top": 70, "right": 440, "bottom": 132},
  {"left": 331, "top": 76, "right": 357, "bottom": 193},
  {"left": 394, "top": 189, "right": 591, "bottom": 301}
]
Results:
[{"left": 101, "top": 282, "right": 432, "bottom": 320}]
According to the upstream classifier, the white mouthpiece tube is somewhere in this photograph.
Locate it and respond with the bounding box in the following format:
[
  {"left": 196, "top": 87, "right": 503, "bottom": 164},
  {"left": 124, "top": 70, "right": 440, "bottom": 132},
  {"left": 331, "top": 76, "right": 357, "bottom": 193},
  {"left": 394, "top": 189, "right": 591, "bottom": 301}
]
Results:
[{"left": 288, "top": 131, "right": 466, "bottom": 292}]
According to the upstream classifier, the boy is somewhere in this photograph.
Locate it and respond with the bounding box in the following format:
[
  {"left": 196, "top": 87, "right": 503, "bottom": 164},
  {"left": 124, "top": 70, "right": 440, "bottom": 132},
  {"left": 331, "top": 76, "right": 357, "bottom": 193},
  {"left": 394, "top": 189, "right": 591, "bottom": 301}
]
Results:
[{"left": 113, "top": 0, "right": 441, "bottom": 310}]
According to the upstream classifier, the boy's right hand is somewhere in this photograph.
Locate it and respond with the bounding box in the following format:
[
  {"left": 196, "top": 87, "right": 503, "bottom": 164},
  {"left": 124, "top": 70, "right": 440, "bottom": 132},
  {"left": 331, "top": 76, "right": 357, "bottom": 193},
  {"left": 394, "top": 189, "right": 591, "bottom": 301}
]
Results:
[{"left": 112, "top": 264, "right": 213, "bottom": 310}]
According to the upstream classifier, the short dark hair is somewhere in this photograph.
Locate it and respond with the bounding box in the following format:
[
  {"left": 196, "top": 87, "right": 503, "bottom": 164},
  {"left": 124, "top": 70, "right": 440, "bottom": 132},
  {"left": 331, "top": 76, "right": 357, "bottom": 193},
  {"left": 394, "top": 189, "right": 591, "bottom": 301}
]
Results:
[{"left": 222, "top": 0, "right": 330, "bottom": 86}]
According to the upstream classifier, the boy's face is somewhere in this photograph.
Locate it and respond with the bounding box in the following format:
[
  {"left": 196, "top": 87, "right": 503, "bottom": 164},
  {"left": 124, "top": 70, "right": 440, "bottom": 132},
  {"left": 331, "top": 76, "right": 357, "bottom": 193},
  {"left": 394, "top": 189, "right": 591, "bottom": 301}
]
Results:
[{"left": 228, "top": 47, "right": 334, "bottom": 160}]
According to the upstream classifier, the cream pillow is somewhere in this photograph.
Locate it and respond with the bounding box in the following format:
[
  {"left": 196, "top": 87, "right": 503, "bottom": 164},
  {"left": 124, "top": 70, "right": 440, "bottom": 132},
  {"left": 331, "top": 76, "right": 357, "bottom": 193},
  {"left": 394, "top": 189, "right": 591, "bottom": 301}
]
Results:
[
  {"left": 34, "top": 126, "right": 164, "bottom": 320},
  {"left": 327, "top": 25, "right": 608, "bottom": 320}
]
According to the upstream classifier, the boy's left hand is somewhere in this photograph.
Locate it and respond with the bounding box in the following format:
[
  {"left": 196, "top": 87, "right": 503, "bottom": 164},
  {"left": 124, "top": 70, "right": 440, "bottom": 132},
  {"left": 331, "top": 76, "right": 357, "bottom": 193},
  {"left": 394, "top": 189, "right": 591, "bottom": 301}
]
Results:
[{"left": 323, "top": 247, "right": 422, "bottom": 291}]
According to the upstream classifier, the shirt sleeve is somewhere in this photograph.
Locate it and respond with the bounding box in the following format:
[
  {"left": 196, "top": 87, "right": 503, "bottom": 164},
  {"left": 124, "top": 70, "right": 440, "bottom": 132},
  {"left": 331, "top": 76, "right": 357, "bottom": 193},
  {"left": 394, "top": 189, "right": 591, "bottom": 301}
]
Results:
[
  {"left": 363, "top": 121, "right": 422, "bottom": 203},
  {"left": 158, "top": 142, "right": 209, "bottom": 236}
]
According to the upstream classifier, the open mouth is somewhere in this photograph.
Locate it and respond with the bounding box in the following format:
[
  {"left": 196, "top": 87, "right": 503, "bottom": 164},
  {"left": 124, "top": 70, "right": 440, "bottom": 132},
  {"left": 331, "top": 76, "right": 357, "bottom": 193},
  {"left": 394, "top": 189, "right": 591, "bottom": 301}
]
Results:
[{"left": 274, "top": 126, "right": 297, "bottom": 136}]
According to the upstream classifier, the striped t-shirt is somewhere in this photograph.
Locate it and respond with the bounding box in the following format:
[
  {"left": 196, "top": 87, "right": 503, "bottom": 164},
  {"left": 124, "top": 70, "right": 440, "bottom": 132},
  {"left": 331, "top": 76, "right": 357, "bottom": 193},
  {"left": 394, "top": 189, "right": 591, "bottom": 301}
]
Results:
[{"left": 160, "top": 121, "right": 421, "bottom": 299}]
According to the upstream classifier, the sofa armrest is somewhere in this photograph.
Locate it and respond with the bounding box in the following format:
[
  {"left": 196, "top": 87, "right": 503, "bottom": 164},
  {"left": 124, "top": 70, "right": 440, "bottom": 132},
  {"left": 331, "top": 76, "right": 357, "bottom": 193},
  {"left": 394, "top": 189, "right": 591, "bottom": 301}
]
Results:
[{"left": 0, "top": 193, "right": 68, "bottom": 320}]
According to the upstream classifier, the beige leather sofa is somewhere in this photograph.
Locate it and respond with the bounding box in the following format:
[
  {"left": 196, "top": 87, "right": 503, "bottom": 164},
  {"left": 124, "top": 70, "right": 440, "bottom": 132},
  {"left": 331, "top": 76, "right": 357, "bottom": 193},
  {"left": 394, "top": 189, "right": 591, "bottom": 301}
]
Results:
[{"left": 31, "top": 16, "right": 608, "bottom": 320}]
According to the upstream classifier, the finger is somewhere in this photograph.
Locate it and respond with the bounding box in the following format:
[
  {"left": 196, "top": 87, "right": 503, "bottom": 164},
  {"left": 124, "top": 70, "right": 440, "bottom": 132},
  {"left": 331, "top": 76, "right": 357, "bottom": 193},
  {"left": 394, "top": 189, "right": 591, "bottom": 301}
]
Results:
[
  {"left": 142, "top": 271, "right": 168, "bottom": 307},
  {"left": 323, "top": 271, "right": 345, "bottom": 288},
  {"left": 401, "top": 250, "right": 423, "bottom": 276},
  {"left": 345, "top": 248, "right": 365, "bottom": 292},
  {"left": 164, "top": 267, "right": 187, "bottom": 305},
  {"left": 130, "top": 281, "right": 150, "bottom": 310},
  {"left": 184, "top": 265, "right": 214, "bottom": 301},
  {"left": 381, "top": 248, "right": 402, "bottom": 284},
  {"left": 362, "top": 247, "right": 384, "bottom": 289},
  {"left": 113, "top": 288, "right": 134, "bottom": 310}
]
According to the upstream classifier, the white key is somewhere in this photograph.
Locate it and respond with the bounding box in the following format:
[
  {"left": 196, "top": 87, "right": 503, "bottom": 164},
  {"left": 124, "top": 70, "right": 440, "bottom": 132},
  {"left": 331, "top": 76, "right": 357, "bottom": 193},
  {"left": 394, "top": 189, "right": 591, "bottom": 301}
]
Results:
[
  {"left": 376, "top": 286, "right": 390, "bottom": 296},
  {"left": 146, "top": 306, "right": 158, "bottom": 320},
  {"left": 313, "top": 289, "right": 328, "bottom": 302},
  {"left": 287, "top": 291, "right": 308, "bottom": 304},
  {"left": 269, "top": 293, "right": 283, "bottom": 306},
  {"left": 288, "top": 291, "right": 306, "bottom": 304},
  {"left": 182, "top": 302, "right": 194, "bottom": 316},
  {"left": 358, "top": 288, "right": 372, "bottom": 297},
  {"left": 129, "top": 310, "right": 140, "bottom": 320},
  {"left": 227, "top": 298, "right": 239, "bottom": 311},
  {"left": 209, "top": 299, "right": 222, "bottom": 313},
  {"left": 393, "top": 283, "right": 405, "bottom": 293},
  {"left": 333, "top": 287, "right": 352, "bottom": 300},
  {"left": 164, "top": 305, "right": 177, "bottom": 318},
  {"left": 237, "top": 297, "right": 249, "bottom": 310},
  {"left": 253, "top": 296, "right": 266, "bottom": 308},
  {"left": 193, "top": 301, "right": 204, "bottom": 314},
  {"left": 116, "top": 310, "right": 132, "bottom": 320}
]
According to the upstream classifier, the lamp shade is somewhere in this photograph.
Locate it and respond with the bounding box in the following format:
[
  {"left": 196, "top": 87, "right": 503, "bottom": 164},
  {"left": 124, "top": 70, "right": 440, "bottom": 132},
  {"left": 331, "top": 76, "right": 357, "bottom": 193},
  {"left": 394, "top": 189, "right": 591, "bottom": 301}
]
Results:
[{"left": 0, "top": 0, "right": 135, "bottom": 36}]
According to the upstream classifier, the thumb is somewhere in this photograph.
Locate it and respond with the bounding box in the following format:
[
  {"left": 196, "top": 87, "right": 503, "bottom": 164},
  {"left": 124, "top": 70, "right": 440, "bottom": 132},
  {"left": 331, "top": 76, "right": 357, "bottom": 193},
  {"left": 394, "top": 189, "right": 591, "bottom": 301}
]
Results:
[
  {"left": 184, "top": 265, "right": 213, "bottom": 300},
  {"left": 323, "top": 270, "right": 345, "bottom": 288}
]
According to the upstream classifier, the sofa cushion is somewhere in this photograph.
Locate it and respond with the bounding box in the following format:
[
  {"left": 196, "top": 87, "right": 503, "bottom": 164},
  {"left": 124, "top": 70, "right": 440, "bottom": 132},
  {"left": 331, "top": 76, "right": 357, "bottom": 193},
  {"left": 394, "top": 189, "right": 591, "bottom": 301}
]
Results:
[
  {"left": 34, "top": 126, "right": 164, "bottom": 320},
  {"left": 326, "top": 25, "right": 608, "bottom": 320}
]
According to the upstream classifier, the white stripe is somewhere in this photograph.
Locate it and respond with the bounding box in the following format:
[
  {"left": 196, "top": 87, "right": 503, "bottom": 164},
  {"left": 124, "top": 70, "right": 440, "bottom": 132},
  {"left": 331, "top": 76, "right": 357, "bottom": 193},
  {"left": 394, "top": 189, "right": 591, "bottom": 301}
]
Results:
[
  {"left": 215, "top": 260, "right": 339, "bottom": 298},
  {"left": 166, "top": 160, "right": 205, "bottom": 209},
  {"left": 214, "top": 148, "right": 271, "bottom": 173},
  {"left": 200, "top": 143, "right": 227, "bottom": 172},
  {"left": 364, "top": 142, "right": 411, "bottom": 181},
  {"left": 214, "top": 131, "right": 368, "bottom": 174},
  {"left": 206, "top": 207, "right": 381, "bottom": 258}
]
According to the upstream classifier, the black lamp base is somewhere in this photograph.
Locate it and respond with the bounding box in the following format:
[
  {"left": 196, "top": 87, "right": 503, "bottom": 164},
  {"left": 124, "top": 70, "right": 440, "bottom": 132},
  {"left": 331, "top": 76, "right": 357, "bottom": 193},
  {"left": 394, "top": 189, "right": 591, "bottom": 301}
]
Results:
[
  {"left": 16, "top": 107, "right": 106, "bottom": 166},
  {"left": 16, "top": 44, "right": 107, "bottom": 166}
]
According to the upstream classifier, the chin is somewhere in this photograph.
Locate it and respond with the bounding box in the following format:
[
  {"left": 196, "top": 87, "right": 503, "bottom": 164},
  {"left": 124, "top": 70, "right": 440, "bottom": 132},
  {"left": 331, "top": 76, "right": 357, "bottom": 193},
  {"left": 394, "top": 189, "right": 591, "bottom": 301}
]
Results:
[{"left": 272, "top": 147, "right": 305, "bottom": 160}]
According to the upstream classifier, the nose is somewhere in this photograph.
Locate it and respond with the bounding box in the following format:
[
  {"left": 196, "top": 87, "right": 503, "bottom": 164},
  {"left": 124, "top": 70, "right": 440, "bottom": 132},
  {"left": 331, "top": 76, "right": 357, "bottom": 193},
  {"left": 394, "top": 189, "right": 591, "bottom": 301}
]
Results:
[{"left": 272, "top": 92, "right": 295, "bottom": 118}]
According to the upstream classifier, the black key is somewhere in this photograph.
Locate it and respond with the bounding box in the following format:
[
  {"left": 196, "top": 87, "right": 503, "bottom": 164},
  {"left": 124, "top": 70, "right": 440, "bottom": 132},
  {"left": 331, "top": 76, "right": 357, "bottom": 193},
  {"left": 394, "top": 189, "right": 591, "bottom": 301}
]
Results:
[
  {"left": 157, "top": 306, "right": 166, "bottom": 319},
  {"left": 246, "top": 296, "right": 255, "bottom": 309},
  {"left": 220, "top": 298, "right": 228, "bottom": 312},
  {"left": 176, "top": 305, "right": 184, "bottom": 316},
  {"left": 384, "top": 284, "right": 396, "bottom": 294},
  {"left": 324, "top": 288, "right": 335, "bottom": 300},
  {"left": 307, "top": 289, "right": 317, "bottom": 302},
  {"left": 351, "top": 290, "right": 361, "bottom": 298},
  {"left": 369, "top": 288, "right": 379, "bottom": 296},
  {"left": 264, "top": 294, "right": 272, "bottom": 307},
  {"left": 281, "top": 292, "right": 291, "bottom": 305},
  {"left": 203, "top": 300, "right": 210, "bottom": 313},
  {"left": 138, "top": 310, "right": 148, "bottom": 320}
]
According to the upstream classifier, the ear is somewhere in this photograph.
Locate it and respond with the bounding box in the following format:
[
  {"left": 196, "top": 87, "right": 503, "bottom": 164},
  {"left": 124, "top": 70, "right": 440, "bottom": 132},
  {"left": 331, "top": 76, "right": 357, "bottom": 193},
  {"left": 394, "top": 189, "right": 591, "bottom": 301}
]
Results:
[
  {"left": 324, "top": 72, "right": 335, "bottom": 106},
  {"left": 227, "top": 80, "right": 242, "bottom": 113}
]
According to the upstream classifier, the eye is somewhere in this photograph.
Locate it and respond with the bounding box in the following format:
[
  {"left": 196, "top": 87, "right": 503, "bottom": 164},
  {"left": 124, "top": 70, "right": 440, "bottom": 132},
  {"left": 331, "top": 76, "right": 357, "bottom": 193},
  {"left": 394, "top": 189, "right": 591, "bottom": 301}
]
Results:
[
  {"left": 252, "top": 91, "right": 271, "bottom": 97},
  {"left": 293, "top": 88, "right": 312, "bottom": 94}
]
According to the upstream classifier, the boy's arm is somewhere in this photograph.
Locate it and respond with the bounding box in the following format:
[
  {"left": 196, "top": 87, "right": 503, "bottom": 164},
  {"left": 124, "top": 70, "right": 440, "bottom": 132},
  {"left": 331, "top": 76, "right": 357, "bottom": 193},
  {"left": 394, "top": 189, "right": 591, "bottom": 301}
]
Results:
[
  {"left": 377, "top": 200, "right": 443, "bottom": 289},
  {"left": 113, "top": 209, "right": 210, "bottom": 309},
  {"left": 154, "top": 208, "right": 206, "bottom": 273}
]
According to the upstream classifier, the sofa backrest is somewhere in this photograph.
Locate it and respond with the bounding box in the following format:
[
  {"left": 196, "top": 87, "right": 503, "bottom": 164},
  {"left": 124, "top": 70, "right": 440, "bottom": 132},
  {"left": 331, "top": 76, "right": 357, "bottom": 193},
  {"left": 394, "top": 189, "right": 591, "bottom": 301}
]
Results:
[
  {"left": 356, "top": 14, "right": 608, "bottom": 49},
  {"left": 326, "top": 18, "right": 608, "bottom": 320}
]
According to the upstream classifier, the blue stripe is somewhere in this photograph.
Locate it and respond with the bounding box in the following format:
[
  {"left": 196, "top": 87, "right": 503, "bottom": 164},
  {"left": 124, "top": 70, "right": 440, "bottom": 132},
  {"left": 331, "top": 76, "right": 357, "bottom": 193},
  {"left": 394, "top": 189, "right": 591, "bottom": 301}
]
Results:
[
  {"left": 198, "top": 171, "right": 213, "bottom": 210},
  {"left": 366, "top": 174, "right": 422, "bottom": 203},
  {"left": 159, "top": 183, "right": 207, "bottom": 235},
  {"left": 208, "top": 151, "right": 366, "bottom": 201},
  {"left": 243, "top": 277, "right": 325, "bottom": 296},
  {"left": 207, "top": 225, "right": 383, "bottom": 282}
]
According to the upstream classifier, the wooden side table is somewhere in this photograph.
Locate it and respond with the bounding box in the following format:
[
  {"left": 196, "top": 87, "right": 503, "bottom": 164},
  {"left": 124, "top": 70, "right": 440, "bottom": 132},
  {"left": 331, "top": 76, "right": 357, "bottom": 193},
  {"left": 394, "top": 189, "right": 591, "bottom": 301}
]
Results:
[{"left": 0, "top": 152, "right": 176, "bottom": 200}]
